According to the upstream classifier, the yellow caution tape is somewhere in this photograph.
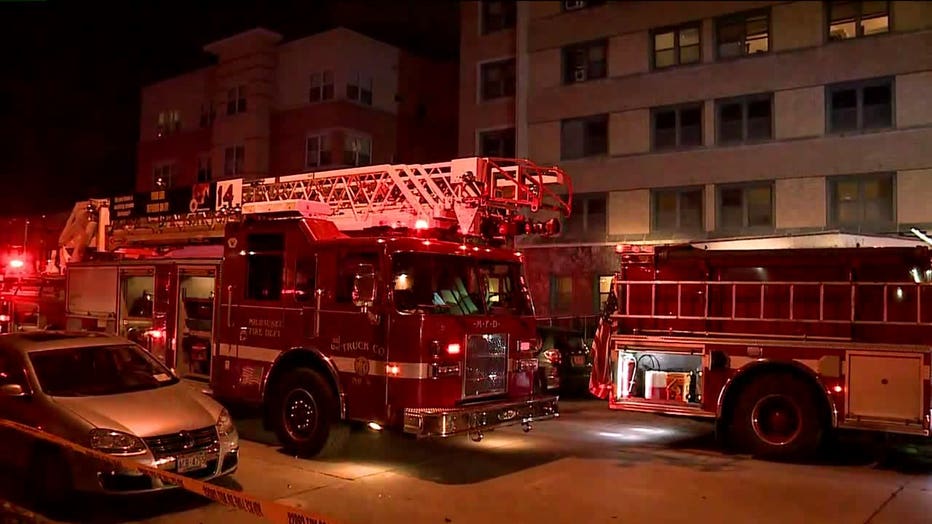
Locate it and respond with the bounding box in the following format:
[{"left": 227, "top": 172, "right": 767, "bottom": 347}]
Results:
[{"left": 0, "top": 419, "right": 340, "bottom": 524}]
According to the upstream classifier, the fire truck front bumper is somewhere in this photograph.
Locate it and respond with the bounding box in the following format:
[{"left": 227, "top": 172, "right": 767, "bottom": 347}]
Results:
[{"left": 402, "top": 396, "right": 559, "bottom": 438}]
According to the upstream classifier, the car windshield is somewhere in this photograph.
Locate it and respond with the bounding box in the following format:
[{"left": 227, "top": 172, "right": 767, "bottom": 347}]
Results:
[
  {"left": 391, "top": 252, "right": 533, "bottom": 316},
  {"left": 28, "top": 343, "right": 179, "bottom": 397}
]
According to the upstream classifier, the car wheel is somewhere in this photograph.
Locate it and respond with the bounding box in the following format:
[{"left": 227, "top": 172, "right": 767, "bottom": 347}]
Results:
[
  {"left": 731, "top": 372, "right": 824, "bottom": 461},
  {"left": 27, "top": 446, "right": 74, "bottom": 512},
  {"left": 269, "top": 367, "right": 348, "bottom": 458}
]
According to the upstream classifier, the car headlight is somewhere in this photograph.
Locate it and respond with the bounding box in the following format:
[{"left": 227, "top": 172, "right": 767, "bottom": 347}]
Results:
[
  {"left": 89, "top": 429, "right": 147, "bottom": 455},
  {"left": 216, "top": 408, "right": 235, "bottom": 437}
]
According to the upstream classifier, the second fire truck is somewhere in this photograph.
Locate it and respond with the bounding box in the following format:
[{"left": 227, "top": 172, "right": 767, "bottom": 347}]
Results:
[{"left": 57, "top": 156, "right": 570, "bottom": 457}]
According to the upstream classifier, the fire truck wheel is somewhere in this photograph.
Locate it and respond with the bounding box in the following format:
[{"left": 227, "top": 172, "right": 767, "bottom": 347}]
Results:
[
  {"left": 270, "top": 368, "right": 348, "bottom": 458},
  {"left": 731, "top": 372, "right": 823, "bottom": 461}
]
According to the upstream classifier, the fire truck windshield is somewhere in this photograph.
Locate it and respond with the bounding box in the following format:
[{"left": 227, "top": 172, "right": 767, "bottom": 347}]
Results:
[{"left": 391, "top": 252, "right": 532, "bottom": 316}]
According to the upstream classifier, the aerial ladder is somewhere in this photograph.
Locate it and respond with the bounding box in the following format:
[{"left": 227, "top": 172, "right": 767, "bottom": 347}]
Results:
[{"left": 56, "top": 157, "right": 572, "bottom": 268}]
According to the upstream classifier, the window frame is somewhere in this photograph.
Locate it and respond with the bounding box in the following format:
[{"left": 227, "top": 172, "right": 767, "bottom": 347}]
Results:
[
  {"left": 715, "top": 93, "right": 774, "bottom": 145},
  {"left": 346, "top": 72, "right": 373, "bottom": 106},
  {"left": 650, "top": 21, "right": 703, "bottom": 70},
  {"left": 152, "top": 162, "right": 175, "bottom": 189},
  {"left": 305, "top": 134, "right": 332, "bottom": 169},
  {"left": 343, "top": 133, "right": 372, "bottom": 167},
  {"left": 826, "top": 0, "right": 891, "bottom": 42},
  {"left": 562, "top": 38, "right": 608, "bottom": 84},
  {"left": 715, "top": 8, "right": 771, "bottom": 60},
  {"left": 651, "top": 102, "right": 704, "bottom": 151},
  {"left": 825, "top": 76, "right": 895, "bottom": 134},
  {"left": 481, "top": 0, "right": 517, "bottom": 35},
  {"left": 479, "top": 57, "right": 516, "bottom": 101},
  {"left": 560, "top": 192, "right": 607, "bottom": 241},
  {"left": 560, "top": 114, "right": 609, "bottom": 161},
  {"left": 196, "top": 155, "right": 211, "bottom": 183},
  {"left": 309, "top": 70, "right": 335, "bottom": 103},
  {"left": 827, "top": 172, "right": 896, "bottom": 229},
  {"left": 715, "top": 181, "right": 775, "bottom": 232},
  {"left": 226, "top": 86, "right": 246, "bottom": 116},
  {"left": 562, "top": 0, "right": 607, "bottom": 12},
  {"left": 550, "top": 274, "right": 574, "bottom": 314},
  {"left": 477, "top": 127, "right": 516, "bottom": 158},
  {"left": 223, "top": 145, "right": 245, "bottom": 177},
  {"left": 651, "top": 186, "right": 705, "bottom": 233}
]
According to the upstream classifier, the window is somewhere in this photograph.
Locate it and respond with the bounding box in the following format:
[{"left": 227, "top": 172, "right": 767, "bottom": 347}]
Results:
[
  {"left": 347, "top": 72, "right": 373, "bottom": 106},
  {"left": 156, "top": 110, "right": 181, "bottom": 137},
  {"left": 652, "top": 23, "right": 701, "bottom": 69},
  {"left": 310, "top": 71, "right": 335, "bottom": 103},
  {"left": 344, "top": 135, "right": 372, "bottom": 166},
  {"left": 336, "top": 252, "right": 379, "bottom": 304},
  {"left": 563, "top": 0, "right": 607, "bottom": 12},
  {"left": 717, "top": 94, "right": 772, "bottom": 144},
  {"left": 652, "top": 187, "right": 703, "bottom": 232},
  {"left": 245, "top": 234, "right": 284, "bottom": 301},
  {"left": 563, "top": 40, "right": 607, "bottom": 84},
  {"left": 481, "top": 0, "right": 516, "bottom": 34},
  {"left": 197, "top": 156, "right": 211, "bottom": 182},
  {"left": 598, "top": 275, "right": 613, "bottom": 312},
  {"left": 716, "top": 10, "right": 769, "bottom": 58},
  {"left": 306, "top": 135, "right": 332, "bottom": 169},
  {"left": 652, "top": 104, "right": 702, "bottom": 150},
  {"left": 478, "top": 128, "right": 516, "bottom": 157},
  {"left": 828, "top": 1, "right": 889, "bottom": 40},
  {"left": 294, "top": 258, "right": 316, "bottom": 303},
  {"left": 0, "top": 351, "right": 26, "bottom": 388},
  {"left": 226, "top": 86, "right": 246, "bottom": 115},
  {"left": 717, "top": 183, "right": 774, "bottom": 230},
  {"left": 152, "top": 163, "right": 174, "bottom": 189},
  {"left": 829, "top": 174, "right": 894, "bottom": 228},
  {"left": 561, "top": 193, "right": 606, "bottom": 240},
  {"left": 480, "top": 58, "right": 516, "bottom": 101},
  {"left": 827, "top": 78, "right": 893, "bottom": 133},
  {"left": 551, "top": 275, "right": 574, "bottom": 313},
  {"left": 560, "top": 114, "right": 608, "bottom": 160},
  {"left": 224, "top": 145, "right": 245, "bottom": 176},
  {"left": 199, "top": 104, "right": 215, "bottom": 128}
]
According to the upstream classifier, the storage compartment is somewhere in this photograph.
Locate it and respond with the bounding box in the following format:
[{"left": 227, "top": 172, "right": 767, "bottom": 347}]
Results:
[
  {"left": 846, "top": 351, "right": 924, "bottom": 423},
  {"left": 615, "top": 350, "right": 702, "bottom": 405}
]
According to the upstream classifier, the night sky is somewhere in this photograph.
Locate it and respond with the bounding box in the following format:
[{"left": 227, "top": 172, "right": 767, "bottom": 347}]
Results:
[{"left": 0, "top": 0, "right": 459, "bottom": 217}]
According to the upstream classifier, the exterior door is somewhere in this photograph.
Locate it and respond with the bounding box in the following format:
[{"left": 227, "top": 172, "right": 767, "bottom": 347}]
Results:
[{"left": 176, "top": 267, "right": 217, "bottom": 379}]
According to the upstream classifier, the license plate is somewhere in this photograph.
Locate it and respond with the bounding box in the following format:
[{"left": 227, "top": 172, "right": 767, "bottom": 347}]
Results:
[
  {"left": 176, "top": 452, "right": 209, "bottom": 473},
  {"left": 572, "top": 355, "right": 585, "bottom": 367}
]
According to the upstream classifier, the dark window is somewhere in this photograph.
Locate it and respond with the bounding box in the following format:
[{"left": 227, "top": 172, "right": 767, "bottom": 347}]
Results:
[
  {"left": 716, "top": 10, "right": 769, "bottom": 58},
  {"left": 563, "top": 39, "right": 607, "bottom": 84},
  {"left": 481, "top": 0, "right": 516, "bottom": 34},
  {"left": 347, "top": 72, "right": 373, "bottom": 106},
  {"left": 336, "top": 252, "right": 379, "bottom": 304},
  {"left": 561, "top": 114, "right": 608, "bottom": 160},
  {"left": 197, "top": 156, "right": 211, "bottom": 182},
  {"left": 828, "top": 1, "right": 889, "bottom": 40},
  {"left": 717, "top": 183, "right": 774, "bottom": 230},
  {"left": 551, "top": 275, "right": 574, "bottom": 314},
  {"left": 653, "top": 187, "right": 704, "bottom": 232},
  {"left": 226, "top": 86, "right": 246, "bottom": 115},
  {"left": 829, "top": 174, "right": 895, "bottom": 228},
  {"left": 561, "top": 193, "right": 607, "bottom": 241},
  {"left": 152, "top": 163, "right": 174, "bottom": 189},
  {"left": 306, "top": 135, "right": 332, "bottom": 168},
  {"left": 224, "top": 145, "right": 245, "bottom": 176},
  {"left": 717, "top": 94, "right": 773, "bottom": 144},
  {"left": 652, "top": 23, "right": 701, "bottom": 69},
  {"left": 294, "top": 258, "right": 316, "bottom": 303},
  {"left": 0, "top": 351, "right": 27, "bottom": 388},
  {"left": 480, "top": 59, "right": 516, "bottom": 100},
  {"left": 343, "top": 135, "right": 372, "bottom": 166},
  {"left": 245, "top": 234, "right": 284, "bottom": 301},
  {"left": 827, "top": 78, "right": 893, "bottom": 133},
  {"left": 479, "top": 128, "right": 516, "bottom": 157},
  {"left": 199, "top": 104, "right": 215, "bottom": 128},
  {"left": 652, "top": 104, "right": 703, "bottom": 150},
  {"left": 310, "top": 71, "right": 335, "bottom": 103},
  {"left": 563, "top": 0, "right": 607, "bottom": 12}
]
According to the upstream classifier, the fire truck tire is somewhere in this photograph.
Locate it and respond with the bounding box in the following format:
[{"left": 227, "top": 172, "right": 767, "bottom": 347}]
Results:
[
  {"left": 731, "top": 372, "right": 823, "bottom": 461},
  {"left": 270, "top": 368, "right": 348, "bottom": 458}
]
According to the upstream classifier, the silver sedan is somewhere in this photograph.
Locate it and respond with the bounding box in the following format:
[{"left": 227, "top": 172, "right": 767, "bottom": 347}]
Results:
[{"left": 0, "top": 331, "right": 238, "bottom": 499}]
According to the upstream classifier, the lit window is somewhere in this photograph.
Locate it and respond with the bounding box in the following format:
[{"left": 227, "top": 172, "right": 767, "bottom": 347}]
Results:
[
  {"left": 716, "top": 10, "right": 769, "bottom": 58},
  {"left": 652, "top": 23, "right": 701, "bottom": 69},
  {"left": 598, "top": 275, "right": 613, "bottom": 311},
  {"left": 829, "top": 174, "right": 894, "bottom": 228},
  {"left": 152, "top": 163, "right": 175, "bottom": 189},
  {"left": 828, "top": 1, "right": 889, "bottom": 41}
]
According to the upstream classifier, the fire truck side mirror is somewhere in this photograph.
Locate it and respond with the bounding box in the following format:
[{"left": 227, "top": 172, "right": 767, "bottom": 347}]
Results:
[{"left": 352, "top": 264, "right": 377, "bottom": 310}]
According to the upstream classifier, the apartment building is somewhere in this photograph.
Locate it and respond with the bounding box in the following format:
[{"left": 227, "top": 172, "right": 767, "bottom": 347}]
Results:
[
  {"left": 460, "top": 0, "right": 932, "bottom": 319},
  {"left": 137, "top": 27, "right": 457, "bottom": 193}
]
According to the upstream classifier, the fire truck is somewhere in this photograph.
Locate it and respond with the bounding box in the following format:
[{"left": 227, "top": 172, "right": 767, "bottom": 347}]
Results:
[
  {"left": 56, "top": 157, "right": 570, "bottom": 457},
  {"left": 589, "top": 233, "right": 932, "bottom": 460}
]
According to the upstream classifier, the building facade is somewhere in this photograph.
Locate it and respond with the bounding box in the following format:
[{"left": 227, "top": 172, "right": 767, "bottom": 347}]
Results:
[
  {"left": 460, "top": 0, "right": 932, "bottom": 321},
  {"left": 137, "top": 27, "right": 457, "bottom": 193}
]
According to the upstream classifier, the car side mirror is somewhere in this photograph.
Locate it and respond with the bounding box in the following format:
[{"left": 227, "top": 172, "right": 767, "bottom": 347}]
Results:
[
  {"left": 0, "top": 384, "right": 27, "bottom": 397},
  {"left": 352, "top": 264, "right": 377, "bottom": 311}
]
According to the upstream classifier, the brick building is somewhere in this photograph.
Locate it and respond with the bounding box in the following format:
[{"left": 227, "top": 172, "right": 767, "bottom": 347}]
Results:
[{"left": 459, "top": 0, "right": 932, "bottom": 321}]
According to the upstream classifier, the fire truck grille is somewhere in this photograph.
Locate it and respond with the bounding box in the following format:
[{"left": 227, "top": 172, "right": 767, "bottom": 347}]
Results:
[
  {"left": 464, "top": 333, "right": 508, "bottom": 398},
  {"left": 143, "top": 426, "right": 218, "bottom": 459}
]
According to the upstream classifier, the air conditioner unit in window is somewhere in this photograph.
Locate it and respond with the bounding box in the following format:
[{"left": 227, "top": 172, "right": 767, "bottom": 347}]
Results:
[
  {"left": 574, "top": 67, "right": 587, "bottom": 82},
  {"left": 565, "top": 0, "right": 587, "bottom": 10}
]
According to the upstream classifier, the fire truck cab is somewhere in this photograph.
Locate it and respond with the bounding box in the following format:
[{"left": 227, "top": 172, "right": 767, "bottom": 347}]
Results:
[{"left": 58, "top": 157, "right": 570, "bottom": 457}]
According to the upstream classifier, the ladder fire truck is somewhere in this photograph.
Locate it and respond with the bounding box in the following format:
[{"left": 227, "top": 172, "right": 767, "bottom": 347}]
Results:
[
  {"left": 57, "top": 156, "right": 571, "bottom": 457},
  {"left": 589, "top": 234, "right": 932, "bottom": 460}
]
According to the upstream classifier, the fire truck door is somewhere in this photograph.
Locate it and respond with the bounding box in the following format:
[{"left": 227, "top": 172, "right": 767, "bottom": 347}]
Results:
[{"left": 176, "top": 267, "right": 216, "bottom": 379}]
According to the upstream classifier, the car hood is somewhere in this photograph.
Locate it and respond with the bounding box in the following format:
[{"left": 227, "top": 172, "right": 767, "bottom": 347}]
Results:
[{"left": 51, "top": 383, "right": 221, "bottom": 438}]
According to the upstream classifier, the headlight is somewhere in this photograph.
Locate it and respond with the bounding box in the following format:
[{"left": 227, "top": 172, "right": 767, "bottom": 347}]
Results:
[
  {"left": 89, "top": 429, "right": 147, "bottom": 455},
  {"left": 216, "top": 408, "right": 235, "bottom": 437}
]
